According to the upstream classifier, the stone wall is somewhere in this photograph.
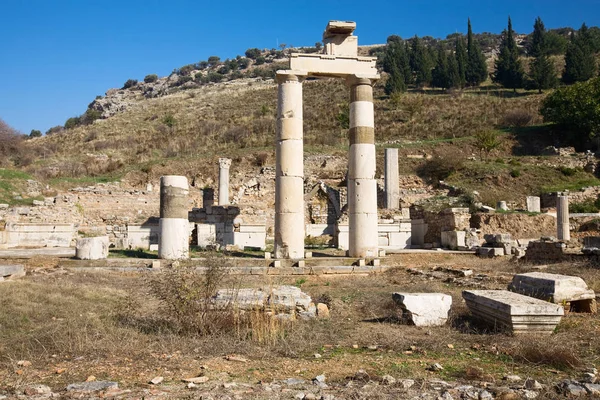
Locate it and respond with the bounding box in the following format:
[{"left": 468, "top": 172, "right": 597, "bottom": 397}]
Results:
[
  {"left": 525, "top": 239, "right": 566, "bottom": 261},
  {"left": 471, "top": 212, "right": 556, "bottom": 239}
]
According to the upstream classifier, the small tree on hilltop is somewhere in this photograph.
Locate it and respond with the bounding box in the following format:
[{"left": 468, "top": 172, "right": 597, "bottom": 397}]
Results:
[
  {"left": 207, "top": 56, "right": 221, "bottom": 67},
  {"left": 563, "top": 23, "right": 597, "bottom": 84},
  {"left": 455, "top": 37, "right": 467, "bottom": 88},
  {"left": 29, "top": 129, "right": 42, "bottom": 138},
  {"left": 528, "top": 17, "right": 558, "bottom": 93},
  {"left": 493, "top": 17, "right": 524, "bottom": 91},
  {"left": 245, "top": 48, "right": 261, "bottom": 59},
  {"left": 144, "top": 74, "right": 158, "bottom": 83},
  {"left": 122, "top": 79, "right": 138, "bottom": 89},
  {"left": 474, "top": 130, "right": 501, "bottom": 160},
  {"left": 466, "top": 19, "right": 488, "bottom": 86}
]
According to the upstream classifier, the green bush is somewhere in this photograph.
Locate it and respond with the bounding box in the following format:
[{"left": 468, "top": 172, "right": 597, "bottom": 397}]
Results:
[
  {"left": 245, "top": 48, "right": 262, "bottom": 59},
  {"left": 417, "top": 156, "right": 465, "bottom": 183},
  {"left": 255, "top": 56, "right": 265, "bottom": 65},
  {"left": 29, "top": 129, "right": 42, "bottom": 138},
  {"left": 144, "top": 74, "right": 158, "bottom": 83},
  {"left": 64, "top": 116, "right": 81, "bottom": 129},
  {"left": 207, "top": 56, "right": 221, "bottom": 66},
  {"left": 162, "top": 114, "right": 176, "bottom": 128},
  {"left": 122, "top": 79, "right": 138, "bottom": 89},
  {"left": 510, "top": 168, "right": 521, "bottom": 178},
  {"left": 570, "top": 198, "right": 600, "bottom": 213},
  {"left": 558, "top": 166, "right": 578, "bottom": 176}
]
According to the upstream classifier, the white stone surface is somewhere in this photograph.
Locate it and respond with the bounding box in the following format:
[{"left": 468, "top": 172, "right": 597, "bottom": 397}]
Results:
[
  {"left": 392, "top": 293, "right": 452, "bottom": 326},
  {"left": 276, "top": 139, "right": 304, "bottom": 176},
  {"left": 441, "top": 231, "right": 466, "bottom": 250},
  {"left": 158, "top": 219, "right": 190, "bottom": 259},
  {"left": 509, "top": 272, "right": 595, "bottom": 303},
  {"left": 462, "top": 290, "right": 564, "bottom": 334},
  {"left": 75, "top": 236, "right": 109, "bottom": 260},
  {"left": 0, "top": 264, "right": 25, "bottom": 280},
  {"left": 349, "top": 102, "right": 375, "bottom": 128},
  {"left": 348, "top": 144, "right": 376, "bottom": 179},
  {"left": 385, "top": 148, "right": 399, "bottom": 209},
  {"left": 0, "top": 223, "right": 74, "bottom": 248},
  {"left": 161, "top": 175, "right": 189, "bottom": 190},
  {"left": 126, "top": 224, "right": 159, "bottom": 250},
  {"left": 526, "top": 196, "right": 541, "bottom": 213},
  {"left": 289, "top": 55, "right": 378, "bottom": 78},
  {"left": 218, "top": 158, "right": 231, "bottom": 206}
]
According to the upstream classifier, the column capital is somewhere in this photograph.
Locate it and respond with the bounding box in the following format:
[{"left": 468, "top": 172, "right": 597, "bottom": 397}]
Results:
[
  {"left": 276, "top": 70, "right": 308, "bottom": 84},
  {"left": 346, "top": 74, "right": 380, "bottom": 87},
  {"left": 219, "top": 158, "right": 232, "bottom": 169}
]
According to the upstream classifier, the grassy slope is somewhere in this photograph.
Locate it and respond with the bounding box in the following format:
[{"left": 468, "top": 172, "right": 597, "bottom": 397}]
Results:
[{"left": 15, "top": 77, "right": 600, "bottom": 207}]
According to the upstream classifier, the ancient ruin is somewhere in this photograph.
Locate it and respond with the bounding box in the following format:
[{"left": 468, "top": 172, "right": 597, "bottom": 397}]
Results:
[
  {"left": 158, "top": 176, "right": 190, "bottom": 260},
  {"left": 274, "top": 21, "right": 379, "bottom": 259}
]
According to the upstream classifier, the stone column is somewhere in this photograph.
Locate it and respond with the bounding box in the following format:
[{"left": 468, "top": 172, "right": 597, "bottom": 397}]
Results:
[
  {"left": 347, "top": 76, "right": 378, "bottom": 258},
  {"left": 384, "top": 148, "right": 399, "bottom": 209},
  {"left": 218, "top": 158, "right": 231, "bottom": 205},
  {"left": 159, "top": 175, "right": 190, "bottom": 259},
  {"left": 557, "top": 195, "right": 570, "bottom": 241},
  {"left": 274, "top": 72, "right": 305, "bottom": 259}
]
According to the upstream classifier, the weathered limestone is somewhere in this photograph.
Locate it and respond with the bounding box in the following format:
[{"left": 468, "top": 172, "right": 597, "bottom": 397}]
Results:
[
  {"left": 274, "top": 72, "right": 306, "bottom": 259},
  {"left": 557, "top": 195, "right": 570, "bottom": 241},
  {"left": 462, "top": 290, "right": 564, "bottom": 334},
  {"left": 158, "top": 176, "right": 189, "bottom": 260},
  {"left": 384, "top": 148, "right": 399, "bottom": 209},
  {"left": 393, "top": 293, "right": 452, "bottom": 326},
  {"left": 496, "top": 201, "right": 508, "bottom": 211},
  {"left": 441, "top": 231, "right": 466, "bottom": 250},
  {"left": 218, "top": 158, "right": 232, "bottom": 206},
  {"left": 526, "top": 196, "right": 541, "bottom": 213},
  {"left": 509, "top": 272, "right": 596, "bottom": 312},
  {"left": 0, "top": 264, "right": 25, "bottom": 281},
  {"left": 348, "top": 76, "right": 378, "bottom": 258},
  {"left": 0, "top": 222, "right": 75, "bottom": 248},
  {"left": 75, "top": 236, "right": 109, "bottom": 260}
]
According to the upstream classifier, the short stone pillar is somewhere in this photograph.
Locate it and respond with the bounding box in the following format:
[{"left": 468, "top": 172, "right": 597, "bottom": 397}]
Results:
[
  {"left": 347, "top": 76, "right": 378, "bottom": 258},
  {"left": 526, "top": 196, "right": 541, "bottom": 213},
  {"left": 557, "top": 195, "right": 570, "bottom": 241},
  {"left": 75, "top": 236, "right": 109, "bottom": 260},
  {"left": 159, "top": 176, "right": 190, "bottom": 260},
  {"left": 274, "top": 72, "right": 305, "bottom": 259},
  {"left": 384, "top": 148, "right": 399, "bottom": 209},
  {"left": 218, "top": 158, "right": 232, "bottom": 205},
  {"left": 496, "top": 201, "right": 508, "bottom": 211},
  {"left": 203, "top": 188, "right": 214, "bottom": 208}
]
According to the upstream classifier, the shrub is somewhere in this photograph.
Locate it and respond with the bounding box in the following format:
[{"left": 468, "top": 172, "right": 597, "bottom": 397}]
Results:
[
  {"left": 122, "top": 79, "right": 138, "bottom": 89},
  {"left": 174, "top": 76, "right": 193, "bottom": 86},
  {"left": 29, "top": 129, "right": 42, "bottom": 138},
  {"left": 474, "top": 130, "right": 501, "bottom": 160},
  {"left": 245, "top": 48, "right": 262, "bottom": 59},
  {"left": 237, "top": 58, "right": 250, "bottom": 69},
  {"left": 206, "top": 72, "right": 224, "bottom": 83},
  {"left": 255, "top": 152, "right": 269, "bottom": 167},
  {"left": 570, "top": 199, "right": 600, "bottom": 213},
  {"left": 64, "top": 116, "right": 81, "bottom": 129},
  {"left": 501, "top": 109, "right": 533, "bottom": 128},
  {"left": 558, "top": 166, "right": 578, "bottom": 176},
  {"left": 144, "top": 74, "right": 158, "bottom": 83},
  {"left": 417, "top": 156, "right": 465, "bottom": 183},
  {"left": 255, "top": 56, "right": 265, "bottom": 65},
  {"left": 0, "top": 119, "right": 24, "bottom": 165},
  {"left": 207, "top": 56, "right": 221, "bottom": 66},
  {"left": 197, "top": 61, "right": 209, "bottom": 70},
  {"left": 510, "top": 168, "right": 521, "bottom": 178},
  {"left": 162, "top": 113, "right": 176, "bottom": 128},
  {"left": 178, "top": 64, "right": 195, "bottom": 76},
  {"left": 45, "top": 126, "right": 64, "bottom": 135},
  {"left": 81, "top": 108, "right": 101, "bottom": 125}
]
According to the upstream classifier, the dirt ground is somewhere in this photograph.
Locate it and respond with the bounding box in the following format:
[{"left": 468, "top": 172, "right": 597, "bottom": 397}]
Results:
[{"left": 1, "top": 253, "right": 599, "bottom": 399}]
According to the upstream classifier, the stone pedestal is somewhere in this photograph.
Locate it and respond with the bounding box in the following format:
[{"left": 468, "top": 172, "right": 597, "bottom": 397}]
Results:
[
  {"left": 274, "top": 72, "right": 305, "bottom": 259},
  {"left": 392, "top": 292, "right": 452, "bottom": 326},
  {"left": 347, "top": 76, "right": 378, "bottom": 258},
  {"left": 496, "top": 201, "right": 508, "bottom": 211},
  {"left": 159, "top": 176, "right": 190, "bottom": 260},
  {"left": 75, "top": 236, "right": 109, "bottom": 260},
  {"left": 384, "top": 148, "right": 399, "bottom": 209},
  {"left": 526, "top": 196, "right": 541, "bottom": 213},
  {"left": 557, "top": 195, "right": 570, "bottom": 241},
  {"left": 218, "top": 158, "right": 231, "bottom": 205}
]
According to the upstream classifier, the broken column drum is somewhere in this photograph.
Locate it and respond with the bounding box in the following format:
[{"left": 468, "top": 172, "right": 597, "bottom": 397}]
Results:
[
  {"left": 274, "top": 73, "right": 305, "bottom": 259},
  {"left": 384, "top": 148, "right": 399, "bottom": 209},
  {"left": 159, "top": 175, "right": 190, "bottom": 260},
  {"left": 218, "top": 158, "right": 232, "bottom": 206},
  {"left": 557, "top": 195, "right": 570, "bottom": 241},
  {"left": 348, "top": 77, "right": 378, "bottom": 258}
]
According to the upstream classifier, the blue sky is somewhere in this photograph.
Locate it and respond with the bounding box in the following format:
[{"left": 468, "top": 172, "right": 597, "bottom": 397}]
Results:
[{"left": 1, "top": 0, "right": 599, "bottom": 134}]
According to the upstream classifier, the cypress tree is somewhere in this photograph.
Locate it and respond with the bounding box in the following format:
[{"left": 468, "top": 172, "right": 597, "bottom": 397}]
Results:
[
  {"left": 447, "top": 52, "right": 460, "bottom": 89},
  {"left": 382, "top": 38, "right": 411, "bottom": 90},
  {"left": 563, "top": 23, "right": 597, "bottom": 84},
  {"left": 432, "top": 47, "right": 449, "bottom": 89},
  {"left": 385, "top": 63, "right": 406, "bottom": 95},
  {"left": 455, "top": 37, "right": 467, "bottom": 88},
  {"left": 528, "top": 17, "right": 558, "bottom": 93},
  {"left": 466, "top": 19, "right": 488, "bottom": 86},
  {"left": 493, "top": 17, "right": 525, "bottom": 91},
  {"left": 410, "top": 35, "right": 433, "bottom": 87}
]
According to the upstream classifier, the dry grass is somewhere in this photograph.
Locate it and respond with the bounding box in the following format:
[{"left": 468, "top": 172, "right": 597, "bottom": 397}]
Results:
[{"left": 1, "top": 254, "right": 598, "bottom": 391}]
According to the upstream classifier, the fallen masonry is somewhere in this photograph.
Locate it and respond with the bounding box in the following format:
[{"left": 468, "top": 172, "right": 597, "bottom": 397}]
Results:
[
  {"left": 212, "top": 285, "right": 329, "bottom": 319},
  {"left": 0, "top": 264, "right": 25, "bottom": 282},
  {"left": 462, "top": 290, "right": 564, "bottom": 334},
  {"left": 75, "top": 236, "right": 109, "bottom": 260},
  {"left": 509, "top": 272, "right": 597, "bottom": 313},
  {"left": 392, "top": 292, "right": 452, "bottom": 326}
]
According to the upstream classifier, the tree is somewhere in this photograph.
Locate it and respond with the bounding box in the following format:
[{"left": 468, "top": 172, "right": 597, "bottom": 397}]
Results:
[
  {"left": 493, "top": 17, "right": 524, "bottom": 91},
  {"left": 382, "top": 37, "right": 411, "bottom": 90},
  {"left": 144, "top": 74, "right": 158, "bottom": 83},
  {"left": 563, "top": 23, "right": 597, "bottom": 84},
  {"left": 541, "top": 77, "right": 600, "bottom": 144},
  {"left": 465, "top": 19, "right": 488, "bottom": 86},
  {"left": 474, "top": 130, "right": 501, "bottom": 160},
  {"left": 528, "top": 17, "right": 558, "bottom": 93},
  {"left": 432, "top": 47, "right": 449, "bottom": 89},
  {"left": 29, "top": 129, "right": 42, "bottom": 138},
  {"left": 455, "top": 37, "right": 467, "bottom": 88},
  {"left": 122, "top": 79, "right": 138, "bottom": 89},
  {"left": 385, "top": 64, "right": 406, "bottom": 95},
  {"left": 409, "top": 35, "right": 433, "bottom": 87},
  {"left": 245, "top": 48, "right": 261, "bottom": 59},
  {"left": 447, "top": 52, "right": 460, "bottom": 89},
  {"left": 207, "top": 56, "right": 221, "bottom": 67}
]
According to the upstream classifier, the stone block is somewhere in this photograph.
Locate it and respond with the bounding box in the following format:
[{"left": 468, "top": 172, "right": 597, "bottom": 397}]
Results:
[
  {"left": 0, "top": 264, "right": 25, "bottom": 280},
  {"left": 357, "top": 259, "right": 366, "bottom": 267},
  {"left": 441, "top": 231, "right": 466, "bottom": 250},
  {"left": 378, "top": 236, "right": 389, "bottom": 246},
  {"left": 75, "top": 236, "right": 109, "bottom": 260},
  {"left": 526, "top": 196, "right": 541, "bottom": 213},
  {"left": 477, "top": 247, "right": 504, "bottom": 257},
  {"left": 233, "top": 231, "right": 266, "bottom": 250},
  {"left": 509, "top": 272, "right": 596, "bottom": 305},
  {"left": 388, "top": 231, "right": 411, "bottom": 248},
  {"left": 304, "top": 251, "right": 313, "bottom": 258},
  {"left": 583, "top": 236, "right": 600, "bottom": 249},
  {"left": 269, "top": 285, "right": 312, "bottom": 312},
  {"left": 392, "top": 292, "right": 452, "bottom": 326},
  {"left": 462, "top": 290, "right": 564, "bottom": 334}
]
